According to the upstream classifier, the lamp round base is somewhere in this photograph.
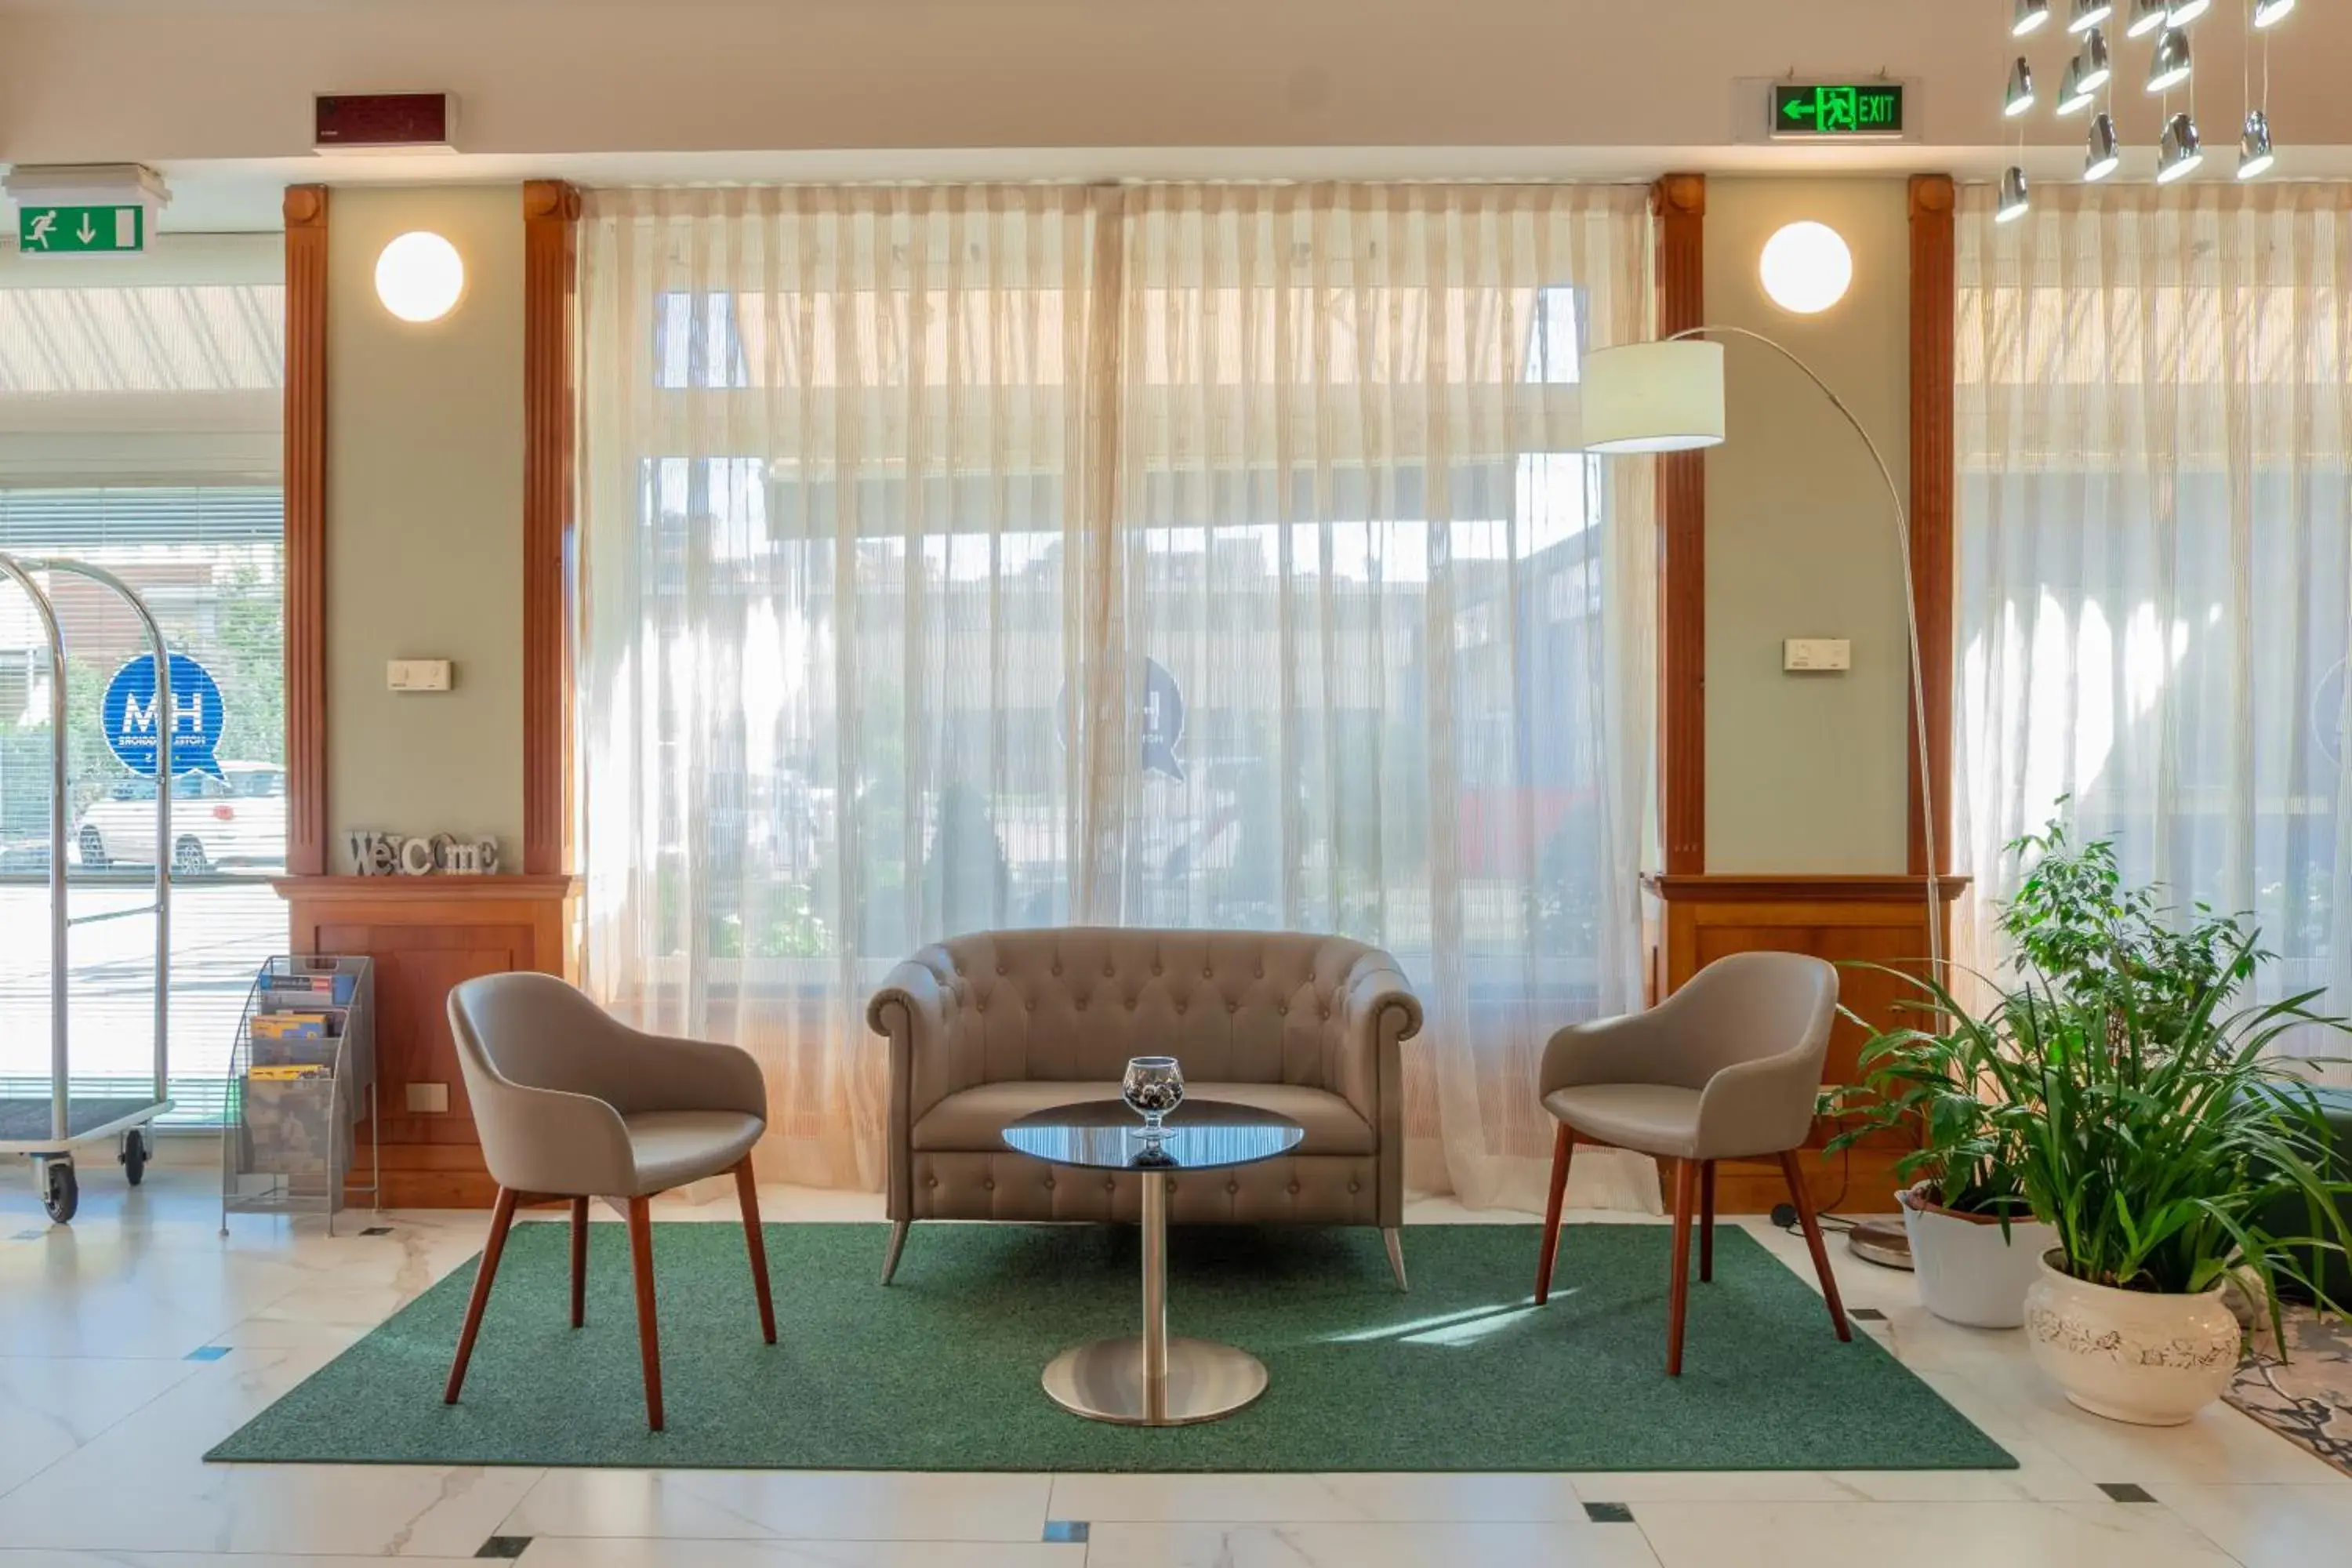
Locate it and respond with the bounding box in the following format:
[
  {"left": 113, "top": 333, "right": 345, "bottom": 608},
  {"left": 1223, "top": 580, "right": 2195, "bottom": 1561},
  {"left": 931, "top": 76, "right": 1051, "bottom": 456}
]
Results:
[{"left": 1041, "top": 1335, "right": 1269, "bottom": 1427}]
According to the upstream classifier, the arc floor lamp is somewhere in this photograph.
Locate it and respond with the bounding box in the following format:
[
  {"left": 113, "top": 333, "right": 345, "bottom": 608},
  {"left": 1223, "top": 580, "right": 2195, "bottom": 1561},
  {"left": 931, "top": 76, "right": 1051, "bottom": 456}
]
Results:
[{"left": 1579, "top": 329, "right": 1945, "bottom": 975}]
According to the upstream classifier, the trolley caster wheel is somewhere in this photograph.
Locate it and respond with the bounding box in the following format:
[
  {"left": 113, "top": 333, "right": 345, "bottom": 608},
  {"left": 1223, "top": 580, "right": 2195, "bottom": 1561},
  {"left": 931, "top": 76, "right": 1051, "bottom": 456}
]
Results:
[
  {"left": 120, "top": 1130, "right": 147, "bottom": 1186},
  {"left": 41, "top": 1161, "right": 78, "bottom": 1225}
]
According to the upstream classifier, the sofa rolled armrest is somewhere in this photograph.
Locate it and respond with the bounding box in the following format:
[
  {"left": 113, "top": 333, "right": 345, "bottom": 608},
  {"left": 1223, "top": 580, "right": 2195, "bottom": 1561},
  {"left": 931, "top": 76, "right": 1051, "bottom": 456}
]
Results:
[
  {"left": 870, "top": 955, "right": 971, "bottom": 1221},
  {"left": 1329, "top": 960, "right": 1421, "bottom": 1226}
]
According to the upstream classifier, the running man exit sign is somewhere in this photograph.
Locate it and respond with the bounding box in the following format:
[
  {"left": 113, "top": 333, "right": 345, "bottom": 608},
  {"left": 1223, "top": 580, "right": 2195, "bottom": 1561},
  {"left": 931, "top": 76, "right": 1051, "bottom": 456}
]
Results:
[
  {"left": 16, "top": 205, "right": 145, "bottom": 255},
  {"left": 1770, "top": 82, "right": 1905, "bottom": 140}
]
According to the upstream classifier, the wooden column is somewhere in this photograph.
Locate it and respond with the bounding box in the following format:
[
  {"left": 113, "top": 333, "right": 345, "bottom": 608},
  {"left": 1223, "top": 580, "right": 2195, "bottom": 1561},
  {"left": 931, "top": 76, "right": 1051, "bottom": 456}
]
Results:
[
  {"left": 1907, "top": 175, "right": 1957, "bottom": 878},
  {"left": 521, "top": 181, "right": 581, "bottom": 877},
  {"left": 283, "top": 187, "right": 331, "bottom": 877},
  {"left": 1654, "top": 173, "right": 1707, "bottom": 875}
]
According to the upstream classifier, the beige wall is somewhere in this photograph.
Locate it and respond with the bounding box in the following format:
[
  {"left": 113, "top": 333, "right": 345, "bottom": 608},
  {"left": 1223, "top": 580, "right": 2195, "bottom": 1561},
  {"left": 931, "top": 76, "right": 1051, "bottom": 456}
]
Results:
[
  {"left": 324, "top": 184, "right": 524, "bottom": 867},
  {"left": 1701, "top": 178, "right": 1912, "bottom": 873}
]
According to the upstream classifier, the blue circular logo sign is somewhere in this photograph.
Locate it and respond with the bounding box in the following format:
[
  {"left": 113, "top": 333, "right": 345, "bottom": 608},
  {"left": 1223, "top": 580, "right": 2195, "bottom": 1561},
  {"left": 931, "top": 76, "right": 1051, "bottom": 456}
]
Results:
[{"left": 100, "top": 653, "right": 226, "bottom": 779}]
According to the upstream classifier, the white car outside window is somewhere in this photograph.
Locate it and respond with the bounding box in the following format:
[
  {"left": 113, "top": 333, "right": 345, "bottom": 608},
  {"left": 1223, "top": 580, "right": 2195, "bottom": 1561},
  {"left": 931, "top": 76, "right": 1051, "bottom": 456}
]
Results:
[{"left": 70, "top": 760, "right": 287, "bottom": 874}]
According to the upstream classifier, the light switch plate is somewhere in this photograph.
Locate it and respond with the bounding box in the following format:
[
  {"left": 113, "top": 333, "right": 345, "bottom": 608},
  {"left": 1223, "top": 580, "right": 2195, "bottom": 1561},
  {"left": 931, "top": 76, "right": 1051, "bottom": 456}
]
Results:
[
  {"left": 1784, "top": 638, "right": 1852, "bottom": 672},
  {"left": 387, "top": 659, "right": 452, "bottom": 692},
  {"left": 405, "top": 1081, "right": 449, "bottom": 1114}
]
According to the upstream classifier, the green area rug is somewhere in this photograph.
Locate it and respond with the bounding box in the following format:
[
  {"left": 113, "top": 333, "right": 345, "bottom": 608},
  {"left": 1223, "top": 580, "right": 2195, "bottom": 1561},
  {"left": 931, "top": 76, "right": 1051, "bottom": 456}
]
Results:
[{"left": 209, "top": 1221, "right": 2013, "bottom": 1472}]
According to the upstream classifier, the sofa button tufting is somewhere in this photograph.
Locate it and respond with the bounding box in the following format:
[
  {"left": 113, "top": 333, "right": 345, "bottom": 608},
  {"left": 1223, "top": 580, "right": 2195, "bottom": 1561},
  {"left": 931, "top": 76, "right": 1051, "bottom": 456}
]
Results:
[
  {"left": 1175, "top": 1000, "right": 1187, "bottom": 1014},
  {"left": 1277, "top": 1003, "right": 1288, "bottom": 1015},
  {"left": 1104, "top": 1177, "right": 1116, "bottom": 1192},
  {"left": 1226, "top": 1179, "right": 1240, "bottom": 1194},
  {"left": 1152, "top": 961, "right": 1163, "bottom": 975},
  {"left": 1227, "top": 1001, "right": 1239, "bottom": 1013},
  {"left": 1287, "top": 1180, "right": 1301, "bottom": 1195},
  {"left": 983, "top": 1178, "right": 995, "bottom": 1192},
  {"left": 926, "top": 1176, "right": 938, "bottom": 1189},
  {"left": 1043, "top": 1175, "right": 1054, "bottom": 1190},
  {"left": 1348, "top": 1180, "right": 1361, "bottom": 1193},
  {"left": 1051, "top": 962, "right": 1062, "bottom": 975},
  {"left": 996, "top": 964, "right": 1007, "bottom": 975},
  {"left": 1025, "top": 1000, "right": 1035, "bottom": 1012},
  {"left": 1075, "top": 998, "right": 1088, "bottom": 1011},
  {"left": 1125, "top": 999, "right": 1137, "bottom": 1011}
]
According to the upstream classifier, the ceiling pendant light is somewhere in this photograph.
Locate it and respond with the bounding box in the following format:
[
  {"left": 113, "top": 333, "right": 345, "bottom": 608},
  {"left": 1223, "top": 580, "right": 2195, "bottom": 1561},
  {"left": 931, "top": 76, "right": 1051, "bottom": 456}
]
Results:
[
  {"left": 2147, "top": 27, "right": 2193, "bottom": 92},
  {"left": 2252, "top": 0, "right": 2296, "bottom": 24},
  {"left": 2014, "top": 0, "right": 2054, "bottom": 34},
  {"left": 2158, "top": 111, "right": 2205, "bottom": 182},
  {"left": 2058, "top": 59, "right": 2099, "bottom": 115},
  {"left": 2166, "top": 0, "right": 2212, "bottom": 23},
  {"left": 2070, "top": 0, "right": 2116, "bottom": 31},
  {"left": 2126, "top": 0, "right": 2170, "bottom": 35},
  {"left": 1998, "top": 166, "right": 2032, "bottom": 224},
  {"left": 2238, "top": 108, "right": 2276, "bottom": 179},
  {"left": 2085, "top": 111, "right": 2123, "bottom": 179},
  {"left": 2078, "top": 27, "right": 2113, "bottom": 90},
  {"left": 2005, "top": 56, "right": 2038, "bottom": 117}
]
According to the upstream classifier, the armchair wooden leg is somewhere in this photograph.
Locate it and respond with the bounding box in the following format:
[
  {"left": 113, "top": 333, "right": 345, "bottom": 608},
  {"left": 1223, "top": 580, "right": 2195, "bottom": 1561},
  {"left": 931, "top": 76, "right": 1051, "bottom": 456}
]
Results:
[
  {"left": 1534, "top": 1123, "right": 1574, "bottom": 1305},
  {"left": 569, "top": 1196, "right": 589, "bottom": 1329},
  {"left": 626, "top": 1196, "right": 666, "bottom": 1432},
  {"left": 1699, "top": 1160, "right": 1716, "bottom": 1283},
  {"left": 445, "top": 1187, "right": 519, "bottom": 1405},
  {"left": 735, "top": 1156, "right": 778, "bottom": 1345},
  {"left": 1666, "top": 1158, "right": 1697, "bottom": 1376},
  {"left": 1777, "top": 1150, "right": 1852, "bottom": 1342}
]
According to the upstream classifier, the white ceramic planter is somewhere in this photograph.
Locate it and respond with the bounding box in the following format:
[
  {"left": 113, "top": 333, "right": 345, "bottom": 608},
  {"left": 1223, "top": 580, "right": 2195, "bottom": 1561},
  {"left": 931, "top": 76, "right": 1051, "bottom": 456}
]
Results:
[
  {"left": 1899, "top": 1187, "right": 2056, "bottom": 1329},
  {"left": 2022, "top": 1250, "right": 2241, "bottom": 1425}
]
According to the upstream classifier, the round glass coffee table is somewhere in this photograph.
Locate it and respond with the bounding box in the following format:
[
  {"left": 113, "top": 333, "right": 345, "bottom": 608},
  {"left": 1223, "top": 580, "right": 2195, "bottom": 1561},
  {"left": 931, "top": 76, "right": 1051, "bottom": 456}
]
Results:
[{"left": 1002, "top": 1099, "right": 1303, "bottom": 1427}]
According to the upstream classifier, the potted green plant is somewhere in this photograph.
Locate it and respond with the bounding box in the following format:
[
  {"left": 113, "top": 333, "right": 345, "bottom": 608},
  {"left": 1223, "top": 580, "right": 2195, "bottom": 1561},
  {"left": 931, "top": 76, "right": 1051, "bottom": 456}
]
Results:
[{"left": 1846, "top": 820, "right": 2352, "bottom": 1423}]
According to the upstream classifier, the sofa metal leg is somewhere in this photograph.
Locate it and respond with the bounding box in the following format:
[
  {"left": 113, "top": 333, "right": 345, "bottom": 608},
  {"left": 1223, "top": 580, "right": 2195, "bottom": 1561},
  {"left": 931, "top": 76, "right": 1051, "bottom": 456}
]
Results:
[
  {"left": 1382, "top": 1226, "right": 1408, "bottom": 1292},
  {"left": 880, "top": 1219, "right": 910, "bottom": 1286}
]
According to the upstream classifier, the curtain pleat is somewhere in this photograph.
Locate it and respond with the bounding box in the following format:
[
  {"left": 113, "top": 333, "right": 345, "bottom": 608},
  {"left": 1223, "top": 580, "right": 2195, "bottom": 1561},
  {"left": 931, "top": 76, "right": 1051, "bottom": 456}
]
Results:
[
  {"left": 578, "top": 182, "right": 1659, "bottom": 1202},
  {"left": 1955, "top": 181, "right": 2352, "bottom": 1065}
]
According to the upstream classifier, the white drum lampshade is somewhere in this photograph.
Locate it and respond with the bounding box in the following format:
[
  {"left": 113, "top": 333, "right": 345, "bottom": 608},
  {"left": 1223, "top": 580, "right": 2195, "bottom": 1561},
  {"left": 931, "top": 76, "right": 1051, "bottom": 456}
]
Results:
[{"left": 1579, "top": 340, "right": 1727, "bottom": 454}]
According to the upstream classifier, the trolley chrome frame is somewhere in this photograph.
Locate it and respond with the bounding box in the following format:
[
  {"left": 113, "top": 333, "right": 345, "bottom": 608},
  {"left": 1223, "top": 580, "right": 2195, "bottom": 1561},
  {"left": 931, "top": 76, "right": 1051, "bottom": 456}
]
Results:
[{"left": 0, "top": 552, "right": 176, "bottom": 1216}]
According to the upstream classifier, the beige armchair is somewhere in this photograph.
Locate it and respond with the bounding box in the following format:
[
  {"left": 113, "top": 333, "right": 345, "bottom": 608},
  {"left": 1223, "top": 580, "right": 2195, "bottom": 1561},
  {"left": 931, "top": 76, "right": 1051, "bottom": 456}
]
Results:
[
  {"left": 869, "top": 927, "right": 1423, "bottom": 1288},
  {"left": 1534, "top": 950, "right": 1849, "bottom": 1374},
  {"left": 443, "top": 972, "right": 776, "bottom": 1432}
]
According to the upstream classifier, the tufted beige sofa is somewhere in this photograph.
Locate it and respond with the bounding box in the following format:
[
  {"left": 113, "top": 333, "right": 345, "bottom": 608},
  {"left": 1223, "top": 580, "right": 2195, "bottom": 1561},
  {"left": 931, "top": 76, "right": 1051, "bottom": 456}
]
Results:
[{"left": 867, "top": 927, "right": 1424, "bottom": 1287}]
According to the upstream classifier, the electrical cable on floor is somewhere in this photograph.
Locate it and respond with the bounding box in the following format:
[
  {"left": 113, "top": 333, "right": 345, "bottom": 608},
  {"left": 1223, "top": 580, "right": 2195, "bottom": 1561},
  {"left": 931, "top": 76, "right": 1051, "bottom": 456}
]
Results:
[{"left": 1769, "top": 1141, "right": 1857, "bottom": 1234}]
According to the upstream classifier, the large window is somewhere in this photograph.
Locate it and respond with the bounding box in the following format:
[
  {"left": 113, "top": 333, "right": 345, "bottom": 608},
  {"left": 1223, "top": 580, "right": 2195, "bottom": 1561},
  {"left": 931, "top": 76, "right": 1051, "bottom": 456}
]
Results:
[
  {"left": 579, "top": 184, "right": 1658, "bottom": 1207},
  {"left": 1955, "top": 183, "right": 2352, "bottom": 1061},
  {"left": 0, "top": 240, "right": 285, "bottom": 1123}
]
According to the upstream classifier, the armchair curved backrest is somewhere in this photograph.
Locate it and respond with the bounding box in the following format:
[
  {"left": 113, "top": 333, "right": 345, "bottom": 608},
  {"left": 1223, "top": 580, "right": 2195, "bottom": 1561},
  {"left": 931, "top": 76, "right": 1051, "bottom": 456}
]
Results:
[{"left": 1541, "top": 950, "right": 1837, "bottom": 1100}]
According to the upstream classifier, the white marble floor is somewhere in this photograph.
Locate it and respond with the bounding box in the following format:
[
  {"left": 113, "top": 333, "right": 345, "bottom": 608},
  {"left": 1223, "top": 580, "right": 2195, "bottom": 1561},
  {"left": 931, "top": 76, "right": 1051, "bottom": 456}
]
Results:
[{"left": 0, "top": 1147, "right": 2344, "bottom": 1568}]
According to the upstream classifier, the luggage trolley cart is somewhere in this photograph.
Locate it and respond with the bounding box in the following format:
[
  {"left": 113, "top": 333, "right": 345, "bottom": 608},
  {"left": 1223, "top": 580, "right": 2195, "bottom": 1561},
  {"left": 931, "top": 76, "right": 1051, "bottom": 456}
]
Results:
[{"left": 0, "top": 551, "right": 176, "bottom": 1223}]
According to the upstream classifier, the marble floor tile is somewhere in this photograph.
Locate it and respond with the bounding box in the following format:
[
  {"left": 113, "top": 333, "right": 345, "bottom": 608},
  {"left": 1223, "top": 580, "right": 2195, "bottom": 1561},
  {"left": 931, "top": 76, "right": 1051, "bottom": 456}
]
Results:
[
  {"left": 499, "top": 1544, "right": 1083, "bottom": 1568},
  {"left": 1633, "top": 1499, "right": 2241, "bottom": 1568},
  {"left": 1083, "top": 1520, "right": 1665, "bottom": 1568},
  {"left": 499, "top": 1470, "right": 1054, "bottom": 1544},
  {"left": 2141, "top": 1482, "right": 2352, "bottom": 1568},
  {"left": 1049, "top": 1471, "right": 1588, "bottom": 1523},
  {"left": 0, "top": 1344, "right": 543, "bottom": 1556},
  {"left": 0, "top": 1354, "right": 204, "bottom": 1495}
]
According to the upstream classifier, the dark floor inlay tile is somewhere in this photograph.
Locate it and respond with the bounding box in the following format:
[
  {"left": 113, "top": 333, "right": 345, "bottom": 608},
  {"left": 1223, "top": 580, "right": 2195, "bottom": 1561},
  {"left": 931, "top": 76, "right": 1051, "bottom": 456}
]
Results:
[
  {"left": 1584, "top": 1502, "right": 1635, "bottom": 1523},
  {"left": 361, "top": 1225, "right": 394, "bottom": 1236},
  {"left": 476, "top": 1537, "right": 532, "bottom": 1559},
  {"left": 2098, "top": 1483, "right": 2158, "bottom": 1504},
  {"left": 1042, "top": 1521, "right": 1090, "bottom": 1543},
  {"left": 1849, "top": 1308, "right": 1888, "bottom": 1322}
]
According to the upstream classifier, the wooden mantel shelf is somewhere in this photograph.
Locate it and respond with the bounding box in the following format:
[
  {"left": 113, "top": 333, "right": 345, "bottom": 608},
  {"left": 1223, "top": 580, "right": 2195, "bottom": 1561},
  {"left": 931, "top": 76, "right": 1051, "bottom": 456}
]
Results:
[
  {"left": 1643, "top": 873, "right": 1968, "bottom": 903},
  {"left": 272, "top": 874, "right": 581, "bottom": 903}
]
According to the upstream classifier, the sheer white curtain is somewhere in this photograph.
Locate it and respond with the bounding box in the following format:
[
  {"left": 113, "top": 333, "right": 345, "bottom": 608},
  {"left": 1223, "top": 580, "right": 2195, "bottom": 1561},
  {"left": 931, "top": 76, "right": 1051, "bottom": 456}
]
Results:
[
  {"left": 1955, "top": 182, "right": 2352, "bottom": 1062},
  {"left": 577, "top": 183, "right": 1658, "bottom": 1204}
]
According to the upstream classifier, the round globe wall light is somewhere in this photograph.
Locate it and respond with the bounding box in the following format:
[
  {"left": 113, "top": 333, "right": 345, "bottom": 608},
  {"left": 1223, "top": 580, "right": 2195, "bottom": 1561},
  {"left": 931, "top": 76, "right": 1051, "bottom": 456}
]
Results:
[
  {"left": 1758, "top": 221, "right": 1854, "bottom": 315},
  {"left": 374, "top": 231, "right": 466, "bottom": 323}
]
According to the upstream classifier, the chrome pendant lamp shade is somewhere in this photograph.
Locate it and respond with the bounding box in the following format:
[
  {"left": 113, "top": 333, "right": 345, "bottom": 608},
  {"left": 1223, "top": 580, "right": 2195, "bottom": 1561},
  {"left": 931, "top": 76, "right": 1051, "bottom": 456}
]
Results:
[
  {"left": 2166, "top": 0, "right": 2212, "bottom": 24},
  {"left": 2005, "top": 56, "right": 2038, "bottom": 117},
  {"left": 2014, "top": 0, "right": 2054, "bottom": 34},
  {"left": 2238, "top": 109, "right": 2277, "bottom": 179},
  {"left": 2158, "top": 111, "right": 2204, "bottom": 182},
  {"left": 2077, "top": 27, "right": 2112, "bottom": 91},
  {"left": 2146, "top": 27, "right": 2192, "bottom": 92},
  {"left": 2253, "top": 0, "right": 2296, "bottom": 25},
  {"left": 2068, "top": 0, "right": 2114, "bottom": 31},
  {"left": 2125, "top": 0, "right": 2169, "bottom": 34},
  {"left": 2085, "top": 112, "right": 2122, "bottom": 180},
  {"left": 2058, "top": 60, "right": 2098, "bottom": 115},
  {"left": 1997, "top": 166, "right": 2032, "bottom": 224}
]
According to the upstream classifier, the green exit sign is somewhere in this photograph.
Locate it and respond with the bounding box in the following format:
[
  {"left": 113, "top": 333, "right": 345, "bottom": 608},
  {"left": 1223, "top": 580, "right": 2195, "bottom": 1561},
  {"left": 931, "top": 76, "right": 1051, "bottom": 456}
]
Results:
[
  {"left": 16, "top": 205, "right": 146, "bottom": 255},
  {"left": 1771, "top": 83, "right": 1906, "bottom": 140}
]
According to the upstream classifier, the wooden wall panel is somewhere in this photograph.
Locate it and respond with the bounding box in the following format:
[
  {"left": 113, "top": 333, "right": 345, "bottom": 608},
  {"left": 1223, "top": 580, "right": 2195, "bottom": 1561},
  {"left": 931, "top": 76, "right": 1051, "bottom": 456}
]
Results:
[
  {"left": 1907, "top": 174, "right": 1958, "bottom": 877},
  {"left": 1646, "top": 873, "right": 1964, "bottom": 1213},
  {"left": 521, "top": 180, "right": 581, "bottom": 878},
  {"left": 282, "top": 187, "right": 330, "bottom": 877},
  {"left": 1653, "top": 173, "right": 1707, "bottom": 874},
  {"left": 279, "top": 875, "right": 577, "bottom": 1208}
]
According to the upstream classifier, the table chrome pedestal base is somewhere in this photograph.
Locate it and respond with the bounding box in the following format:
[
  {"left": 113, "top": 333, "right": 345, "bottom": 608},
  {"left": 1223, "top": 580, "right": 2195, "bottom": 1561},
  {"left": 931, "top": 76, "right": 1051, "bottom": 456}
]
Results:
[{"left": 1043, "top": 1334, "right": 1269, "bottom": 1426}]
